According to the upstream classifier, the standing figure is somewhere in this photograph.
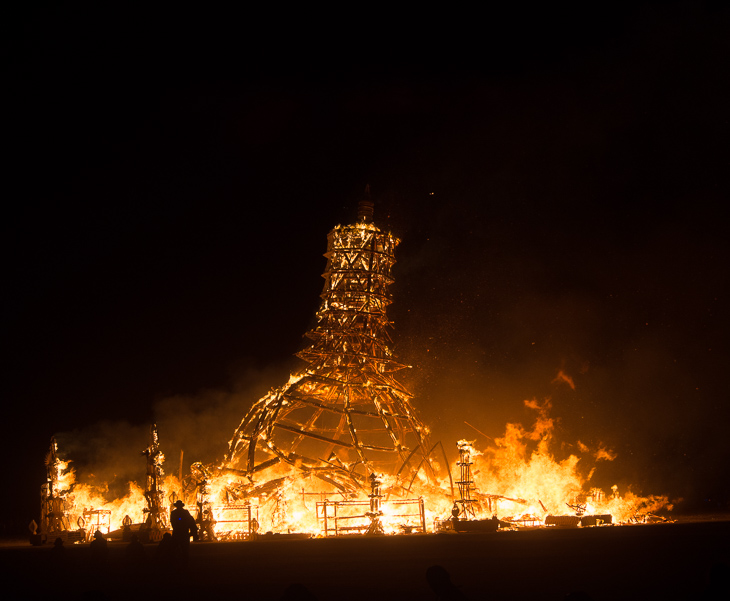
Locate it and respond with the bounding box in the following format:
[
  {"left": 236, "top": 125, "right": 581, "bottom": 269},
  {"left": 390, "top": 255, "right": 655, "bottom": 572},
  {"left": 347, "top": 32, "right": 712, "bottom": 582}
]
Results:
[
  {"left": 89, "top": 530, "right": 109, "bottom": 572},
  {"left": 157, "top": 531, "right": 175, "bottom": 571},
  {"left": 49, "top": 537, "right": 67, "bottom": 574},
  {"left": 125, "top": 532, "right": 146, "bottom": 572},
  {"left": 170, "top": 500, "right": 198, "bottom": 563}
]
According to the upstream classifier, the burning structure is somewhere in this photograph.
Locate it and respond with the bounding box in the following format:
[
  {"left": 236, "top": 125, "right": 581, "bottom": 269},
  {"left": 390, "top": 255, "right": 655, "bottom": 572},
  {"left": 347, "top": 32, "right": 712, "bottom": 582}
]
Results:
[
  {"left": 186, "top": 196, "right": 438, "bottom": 535},
  {"left": 36, "top": 198, "right": 672, "bottom": 543},
  {"left": 223, "top": 198, "right": 434, "bottom": 496},
  {"left": 140, "top": 424, "right": 168, "bottom": 541},
  {"left": 34, "top": 437, "right": 84, "bottom": 544}
]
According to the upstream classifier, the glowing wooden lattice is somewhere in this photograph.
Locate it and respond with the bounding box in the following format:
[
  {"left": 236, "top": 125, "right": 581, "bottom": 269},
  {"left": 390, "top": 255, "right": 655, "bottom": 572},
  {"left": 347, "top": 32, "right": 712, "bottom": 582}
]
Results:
[{"left": 225, "top": 202, "right": 433, "bottom": 493}]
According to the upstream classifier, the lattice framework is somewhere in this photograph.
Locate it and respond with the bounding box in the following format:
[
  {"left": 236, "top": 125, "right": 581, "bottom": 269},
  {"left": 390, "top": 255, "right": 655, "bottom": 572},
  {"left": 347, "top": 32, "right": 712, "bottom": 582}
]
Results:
[{"left": 225, "top": 207, "right": 433, "bottom": 494}]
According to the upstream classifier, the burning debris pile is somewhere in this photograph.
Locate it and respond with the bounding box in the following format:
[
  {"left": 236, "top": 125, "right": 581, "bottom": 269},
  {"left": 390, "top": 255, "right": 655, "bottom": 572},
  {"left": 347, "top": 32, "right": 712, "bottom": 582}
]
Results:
[{"left": 33, "top": 200, "right": 671, "bottom": 544}]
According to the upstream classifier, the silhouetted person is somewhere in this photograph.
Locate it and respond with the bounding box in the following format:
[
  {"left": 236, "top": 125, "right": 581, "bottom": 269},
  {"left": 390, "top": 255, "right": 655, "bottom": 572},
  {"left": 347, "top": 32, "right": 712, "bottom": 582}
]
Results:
[
  {"left": 157, "top": 531, "right": 175, "bottom": 570},
  {"left": 125, "top": 532, "right": 146, "bottom": 570},
  {"left": 280, "top": 583, "right": 318, "bottom": 600},
  {"left": 89, "top": 530, "right": 109, "bottom": 573},
  {"left": 426, "top": 565, "right": 469, "bottom": 601},
  {"left": 170, "top": 500, "right": 198, "bottom": 564},
  {"left": 121, "top": 514, "right": 133, "bottom": 542},
  {"left": 51, "top": 536, "right": 66, "bottom": 556},
  {"left": 49, "top": 537, "right": 68, "bottom": 573}
]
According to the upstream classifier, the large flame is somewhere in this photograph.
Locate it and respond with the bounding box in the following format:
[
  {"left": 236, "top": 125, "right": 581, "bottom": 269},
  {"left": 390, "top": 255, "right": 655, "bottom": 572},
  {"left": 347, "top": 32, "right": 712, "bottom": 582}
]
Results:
[
  {"left": 47, "top": 374, "right": 671, "bottom": 539},
  {"left": 50, "top": 465, "right": 183, "bottom": 535},
  {"left": 451, "top": 398, "right": 670, "bottom": 524}
]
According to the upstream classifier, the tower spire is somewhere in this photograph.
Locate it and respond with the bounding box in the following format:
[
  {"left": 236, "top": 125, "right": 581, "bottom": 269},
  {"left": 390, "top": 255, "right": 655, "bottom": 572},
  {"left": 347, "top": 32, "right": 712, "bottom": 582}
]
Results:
[{"left": 358, "top": 184, "right": 375, "bottom": 223}]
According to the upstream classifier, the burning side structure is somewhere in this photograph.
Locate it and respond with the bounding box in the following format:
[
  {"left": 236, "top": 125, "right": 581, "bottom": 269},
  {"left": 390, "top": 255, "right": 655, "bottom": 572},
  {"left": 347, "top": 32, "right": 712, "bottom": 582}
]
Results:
[{"left": 35, "top": 198, "right": 672, "bottom": 543}]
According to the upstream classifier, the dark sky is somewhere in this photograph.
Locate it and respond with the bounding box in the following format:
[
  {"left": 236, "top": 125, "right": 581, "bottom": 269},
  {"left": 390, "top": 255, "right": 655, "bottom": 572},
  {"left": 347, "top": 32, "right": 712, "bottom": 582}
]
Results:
[{"left": 3, "top": 4, "right": 729, "bottom": 529}]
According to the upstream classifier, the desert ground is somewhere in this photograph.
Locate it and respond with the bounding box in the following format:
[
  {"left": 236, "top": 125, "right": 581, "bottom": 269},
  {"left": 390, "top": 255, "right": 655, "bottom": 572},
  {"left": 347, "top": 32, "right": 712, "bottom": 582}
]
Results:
[{"left": 2, "top": 517, "right": 728, "bottom": 601}]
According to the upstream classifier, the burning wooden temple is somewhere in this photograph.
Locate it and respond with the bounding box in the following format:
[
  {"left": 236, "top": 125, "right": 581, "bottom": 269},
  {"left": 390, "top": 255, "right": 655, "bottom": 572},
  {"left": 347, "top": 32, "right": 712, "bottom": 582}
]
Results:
[
  {"left": 222, "top": 196, "right": 435, "bottom": 497},
  {"left": 32, "top": 195, "right": 669, "bottom": 543}
]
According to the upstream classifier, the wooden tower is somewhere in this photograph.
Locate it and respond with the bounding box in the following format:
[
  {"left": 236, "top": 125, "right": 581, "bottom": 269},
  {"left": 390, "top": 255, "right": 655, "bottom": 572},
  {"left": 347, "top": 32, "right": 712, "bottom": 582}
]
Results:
[{"left": 225, "top": 197, "right": 433, "bottom": 495}]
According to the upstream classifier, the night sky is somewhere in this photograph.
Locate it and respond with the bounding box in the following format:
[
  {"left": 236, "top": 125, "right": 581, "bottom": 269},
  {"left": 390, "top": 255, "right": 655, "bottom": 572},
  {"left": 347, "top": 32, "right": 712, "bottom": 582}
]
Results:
[{"left": 3, "top": 4, "right": 729, "bottom": 532}]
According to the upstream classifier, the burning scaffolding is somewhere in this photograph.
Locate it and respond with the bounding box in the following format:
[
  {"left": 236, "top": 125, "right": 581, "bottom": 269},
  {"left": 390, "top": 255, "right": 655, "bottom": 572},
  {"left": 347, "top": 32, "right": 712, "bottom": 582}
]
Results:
[
  {"left": 223, "top": 196, "right": 434, "bottom": 498},
  {"left": 40, "top": 438, "right": 71, "bottom": 537},
  {"left": 141, "top": 424, "right": 168, "bottom": 541},
  {"left": 33, "top": 438, "right": 85, "bottom": 544},
  {"left": 454, "top": 440, "right": 478, "bottom": 519}
]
